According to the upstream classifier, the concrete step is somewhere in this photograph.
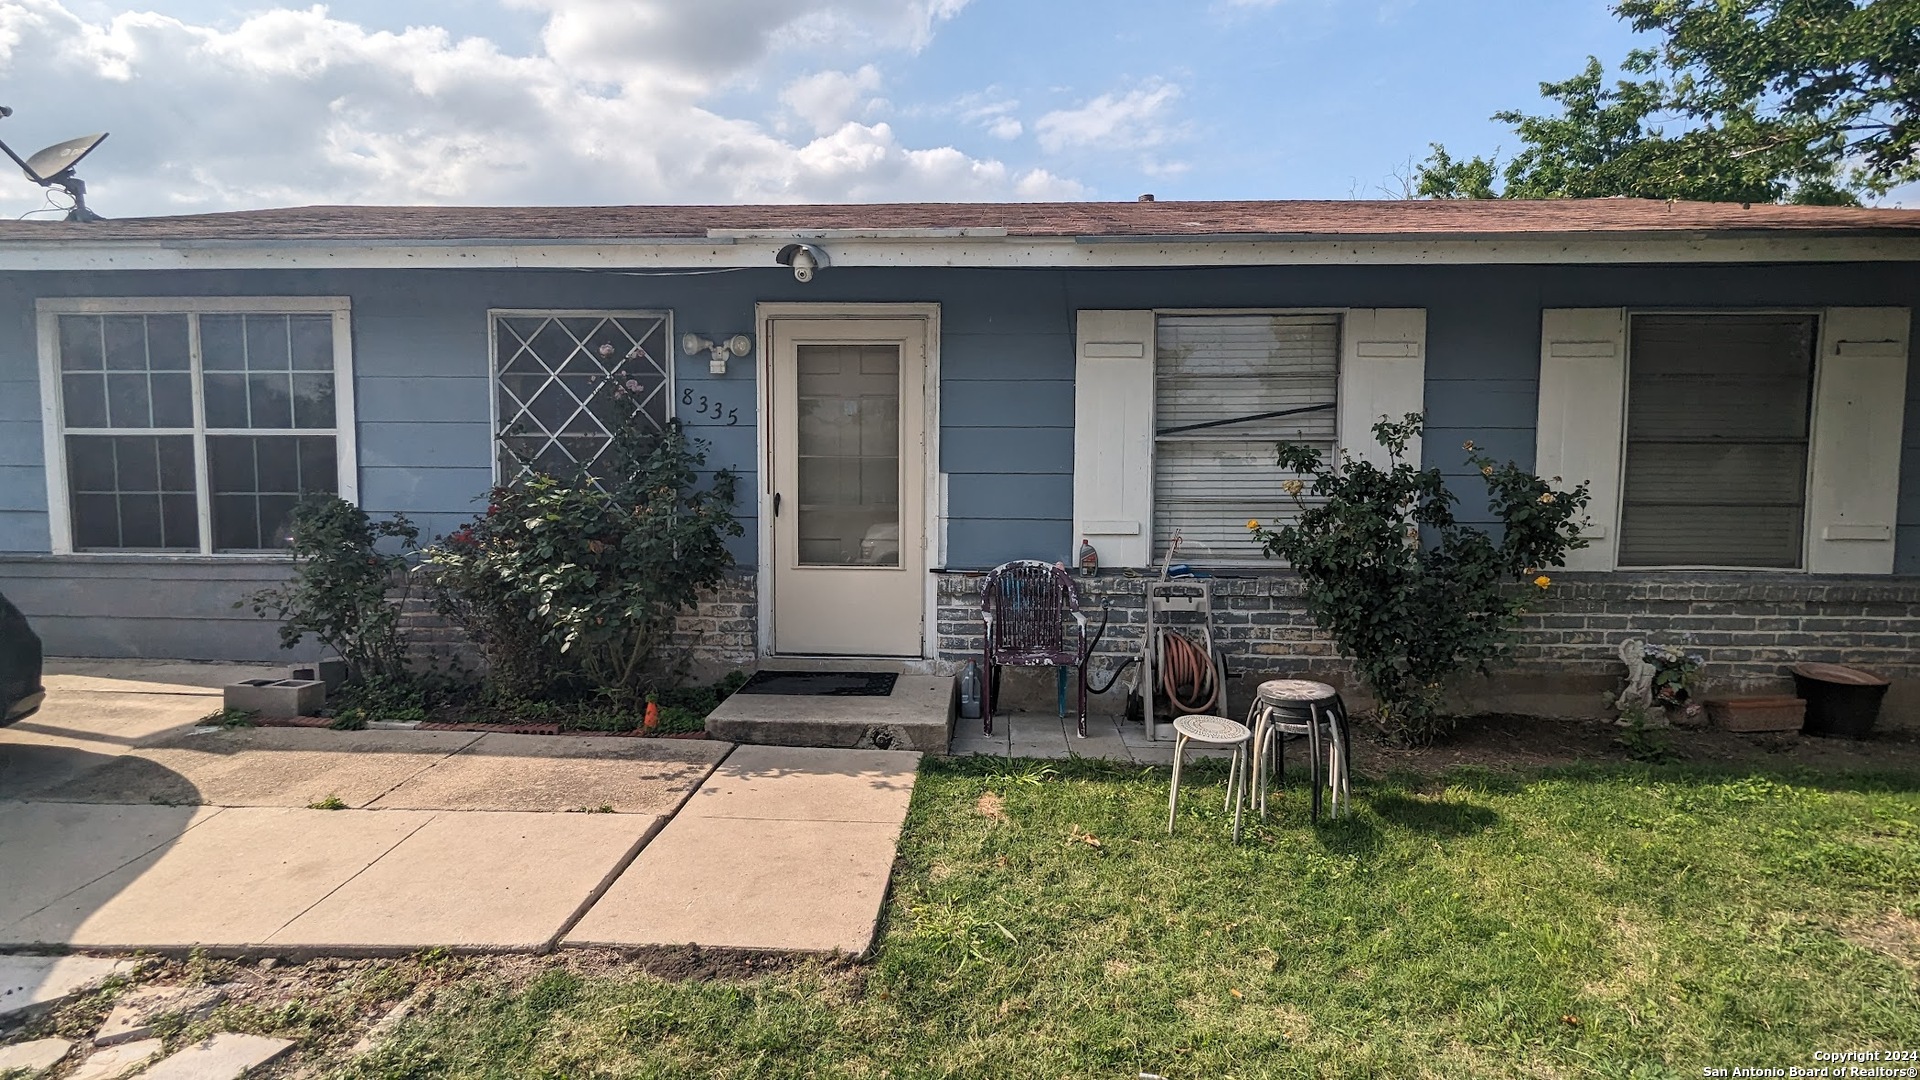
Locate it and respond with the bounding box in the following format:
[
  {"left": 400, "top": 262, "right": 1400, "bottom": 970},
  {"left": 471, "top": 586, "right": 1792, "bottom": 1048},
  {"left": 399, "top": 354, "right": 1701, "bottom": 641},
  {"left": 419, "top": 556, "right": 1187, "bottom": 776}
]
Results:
[{"left": 705, "top": 675, "right": 954, "bottom": 752}]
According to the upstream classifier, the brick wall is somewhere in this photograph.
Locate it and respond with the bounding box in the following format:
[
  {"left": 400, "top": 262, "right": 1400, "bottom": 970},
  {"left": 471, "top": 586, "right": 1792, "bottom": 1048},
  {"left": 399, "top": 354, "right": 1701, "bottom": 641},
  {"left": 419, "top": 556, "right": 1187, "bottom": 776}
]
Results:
[
  {"left": 398, "top": 570, "right": 759, "bottom": 681},
  {"left": 934, "top": 570, "right": 1920, "bottom": 725}
]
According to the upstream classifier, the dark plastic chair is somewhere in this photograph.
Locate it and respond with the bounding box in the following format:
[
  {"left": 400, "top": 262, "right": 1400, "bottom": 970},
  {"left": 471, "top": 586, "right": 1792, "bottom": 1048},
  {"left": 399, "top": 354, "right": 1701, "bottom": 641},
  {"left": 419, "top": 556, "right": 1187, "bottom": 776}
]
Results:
[{"left": 980, "top": 560, "right": 1089, "bottom": 737}]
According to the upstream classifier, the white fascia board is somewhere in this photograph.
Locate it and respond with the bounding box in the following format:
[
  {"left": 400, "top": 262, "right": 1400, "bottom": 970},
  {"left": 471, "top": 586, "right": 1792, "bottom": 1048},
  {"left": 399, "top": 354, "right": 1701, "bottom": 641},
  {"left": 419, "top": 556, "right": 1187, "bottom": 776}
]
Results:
[{"left": 1, "top": 233, "right": 1917, "bottom": 271}]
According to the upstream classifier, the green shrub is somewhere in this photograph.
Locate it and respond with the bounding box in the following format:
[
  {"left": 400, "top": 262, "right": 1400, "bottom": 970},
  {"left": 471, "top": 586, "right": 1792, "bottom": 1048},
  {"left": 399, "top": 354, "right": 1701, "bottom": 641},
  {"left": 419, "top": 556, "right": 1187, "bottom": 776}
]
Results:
[
  {"left": 243, "top": 495, "right": 419, "bottom": 684},
  {"left": 424, "top": 399, "right": 743, "bottom": 704},
  {"left": 1251, "top": 414, "right": 1589, "bottom": 746}
]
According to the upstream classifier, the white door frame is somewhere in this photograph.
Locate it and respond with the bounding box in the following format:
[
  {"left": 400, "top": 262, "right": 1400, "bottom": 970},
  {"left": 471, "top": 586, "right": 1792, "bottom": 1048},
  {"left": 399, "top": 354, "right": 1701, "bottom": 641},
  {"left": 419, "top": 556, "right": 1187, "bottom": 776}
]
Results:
[{"left": 754, "top": 302, "right": 943, "bottom": 659}]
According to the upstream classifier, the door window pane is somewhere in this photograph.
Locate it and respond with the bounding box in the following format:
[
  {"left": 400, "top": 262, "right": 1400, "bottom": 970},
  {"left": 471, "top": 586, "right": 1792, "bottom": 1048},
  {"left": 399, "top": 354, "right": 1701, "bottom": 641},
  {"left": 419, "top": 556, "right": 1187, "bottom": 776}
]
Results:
[
  {"left": 795, "top": 344, "right": 900, "bottom": 566},
  {"left": 1619, "top": 314, "right": 1816, "bottom": 568}
]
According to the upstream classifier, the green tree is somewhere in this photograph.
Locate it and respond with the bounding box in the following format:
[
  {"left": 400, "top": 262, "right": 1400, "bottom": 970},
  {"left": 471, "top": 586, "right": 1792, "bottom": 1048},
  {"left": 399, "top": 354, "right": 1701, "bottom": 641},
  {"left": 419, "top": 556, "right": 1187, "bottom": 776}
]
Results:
[{"left": 1419, "top": 0, "right": 1918, "bottom": 205}]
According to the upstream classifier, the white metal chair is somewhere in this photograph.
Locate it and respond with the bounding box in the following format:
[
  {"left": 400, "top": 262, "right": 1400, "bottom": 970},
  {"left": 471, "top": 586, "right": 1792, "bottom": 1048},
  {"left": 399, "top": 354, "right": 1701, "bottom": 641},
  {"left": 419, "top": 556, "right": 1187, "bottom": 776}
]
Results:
[
  {"left": 1246, "top": 679, "right": 1351, "bottom": 821},
  {"left": 1167, "top": 713, "right": 1253, "bottom": 842}
]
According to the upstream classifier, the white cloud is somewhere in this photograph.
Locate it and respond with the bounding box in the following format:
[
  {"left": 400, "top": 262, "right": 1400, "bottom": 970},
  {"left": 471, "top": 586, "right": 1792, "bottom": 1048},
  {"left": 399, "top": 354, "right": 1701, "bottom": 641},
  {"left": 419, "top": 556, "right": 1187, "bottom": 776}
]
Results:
[
  {"left": 1034, "top": 79, "right": 1183, "bottom": 153},
  {"left": 0, "top": 0, "right": 1073, "bottom": 217},
  {"left": 781, "top": 65, "right": 884, "bottom": 135},
  {"left": 987, "top": 115, "right": 1022, "bottom": 140}
]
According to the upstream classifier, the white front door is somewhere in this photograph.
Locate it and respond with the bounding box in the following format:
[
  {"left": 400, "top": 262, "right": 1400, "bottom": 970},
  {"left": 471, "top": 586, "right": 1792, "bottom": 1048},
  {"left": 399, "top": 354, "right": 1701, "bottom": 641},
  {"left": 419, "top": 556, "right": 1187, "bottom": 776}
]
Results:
[{"left": 768, "top": 317, "right": 928, "bottom": 656}]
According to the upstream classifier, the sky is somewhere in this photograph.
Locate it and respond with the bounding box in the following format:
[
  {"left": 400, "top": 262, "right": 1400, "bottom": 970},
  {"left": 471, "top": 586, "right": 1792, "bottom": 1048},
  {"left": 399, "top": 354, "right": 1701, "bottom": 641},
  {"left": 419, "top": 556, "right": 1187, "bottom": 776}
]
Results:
[{"left": 0, "top": 0, "right": 1905, "bottom": 219}]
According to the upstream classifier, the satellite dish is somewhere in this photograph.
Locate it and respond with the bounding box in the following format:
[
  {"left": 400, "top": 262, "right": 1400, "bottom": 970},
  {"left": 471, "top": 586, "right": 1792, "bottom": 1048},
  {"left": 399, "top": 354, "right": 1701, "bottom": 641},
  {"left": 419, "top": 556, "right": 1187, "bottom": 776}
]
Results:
[
  {"left": 0, "top": 107, "right": 109, "bottom": 222},
  {"left": 24, "top": 133, "right": 107, "bottom": 184}
]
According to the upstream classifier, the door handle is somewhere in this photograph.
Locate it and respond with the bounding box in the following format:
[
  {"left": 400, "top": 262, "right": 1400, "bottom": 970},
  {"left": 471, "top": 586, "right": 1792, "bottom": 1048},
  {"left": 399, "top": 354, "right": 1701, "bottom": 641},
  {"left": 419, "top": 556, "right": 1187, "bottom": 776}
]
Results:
[{"left": 773, "top": 492, "right": 782, "bottom": 517}]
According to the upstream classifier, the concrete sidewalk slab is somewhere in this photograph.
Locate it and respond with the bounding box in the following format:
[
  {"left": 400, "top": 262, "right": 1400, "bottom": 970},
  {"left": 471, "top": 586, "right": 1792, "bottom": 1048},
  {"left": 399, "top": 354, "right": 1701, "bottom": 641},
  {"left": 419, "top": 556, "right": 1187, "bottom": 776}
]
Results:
[
  {"left": 0, "top": 803, "right": 217, "bottom": 929},
  {"left": 1, "top": 677, "right": 241, "bottom": 798},
  {"left": 31, "top": 728, "right": 483, "bottom": 809},
  {"left": 685, "top": 745, "right": 918, "bottom": 823},
  {"left": 268, "top": 811, "right": 659, "bottom": 952},
  {"left": 565, "top": 816, "right": 903, "bottom": 954},
  {"left": 44, "top": 659, "right": 287, "bottom": 691},
  {"left": 0, "top": 956, "right": 132, "bottom": 1023},
  {"left": 139, "top": 1033, "right": 293, "bottom": 1079},
  {"left": 368, "top": 733, "right": 729, "bottom": 814},
  {"left": 1, "top": 807, "right": 431, "bottom": 950}
]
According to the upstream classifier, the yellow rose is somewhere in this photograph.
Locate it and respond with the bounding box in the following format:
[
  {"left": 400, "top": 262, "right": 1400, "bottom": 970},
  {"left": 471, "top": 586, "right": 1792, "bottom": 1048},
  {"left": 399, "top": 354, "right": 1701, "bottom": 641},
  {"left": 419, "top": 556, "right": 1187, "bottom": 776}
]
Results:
[
  {"left": 1534, "top": 575, "right": 1552, "bottom": 589},
  {"left": 1246, "top": 519, "right": 1260, "bottom": 531},
  {"left": 1539, "top": 492, "right": 1557, "bottom": 505},
  {"left": 1282, "top": 479, "right": 1305, "bottom": 496},
  {"left": 1480, "top": 465, "right": 1494, "bottom": 476}
]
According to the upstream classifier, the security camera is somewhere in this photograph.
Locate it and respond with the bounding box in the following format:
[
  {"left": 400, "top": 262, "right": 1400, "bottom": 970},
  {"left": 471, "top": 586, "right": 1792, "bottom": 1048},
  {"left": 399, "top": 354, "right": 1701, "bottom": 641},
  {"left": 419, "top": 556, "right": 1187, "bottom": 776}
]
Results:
[{"left": 775, "top": 242, "right": 829, "bottom": 284}]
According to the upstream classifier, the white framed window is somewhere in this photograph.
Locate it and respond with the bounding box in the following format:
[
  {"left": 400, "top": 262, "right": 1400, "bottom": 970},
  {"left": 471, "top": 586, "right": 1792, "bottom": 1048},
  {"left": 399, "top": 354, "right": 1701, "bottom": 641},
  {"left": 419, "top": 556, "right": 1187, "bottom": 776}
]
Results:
[
  {"left": 1536, "top": 306, "right": 1910, "bottom": 574},
  {"left": 35, "top": 297, "right": 356, "bottom": 556},
  {"left": 1072, "top": 308, "right": 1425, "bottom": 568},
  {"left": 488, "top": 310, "right": 673, "bottom": 482},
  {"left": 1152, "top": 313, "right": 1340, "bottom": 563}
]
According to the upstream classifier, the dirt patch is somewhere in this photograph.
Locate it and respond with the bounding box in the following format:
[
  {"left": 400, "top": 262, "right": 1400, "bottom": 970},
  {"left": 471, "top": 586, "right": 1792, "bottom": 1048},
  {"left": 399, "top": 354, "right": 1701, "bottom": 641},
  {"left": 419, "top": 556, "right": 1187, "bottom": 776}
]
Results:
[
  {"left": 975, "top": 791, "right": 1008, "bottom": 821},
  {"left": 1843, "top": 910, "right": 1920, "bottom": 973},
  {"left": 1351, "top": 714, "right": 1920, "bottom": 777}
]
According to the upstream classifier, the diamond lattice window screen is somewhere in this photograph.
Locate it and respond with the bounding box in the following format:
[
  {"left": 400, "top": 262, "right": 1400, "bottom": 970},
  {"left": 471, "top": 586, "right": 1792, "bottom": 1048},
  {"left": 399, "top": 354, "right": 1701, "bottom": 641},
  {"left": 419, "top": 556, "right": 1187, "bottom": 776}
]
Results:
[
  {"left": 1153, "top": 314, "right": 1339, "bottom": 564},
  {"left": 1619, "top": 313, "right": 1817, "bottom": 568},
  {"left": 492, "top": 313, "right": 671, "bottom": 482}
]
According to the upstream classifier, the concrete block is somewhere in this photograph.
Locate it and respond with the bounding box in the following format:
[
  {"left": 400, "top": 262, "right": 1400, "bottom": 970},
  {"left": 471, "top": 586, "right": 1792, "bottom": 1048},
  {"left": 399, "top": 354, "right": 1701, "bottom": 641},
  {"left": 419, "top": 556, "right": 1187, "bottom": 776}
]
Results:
[
  {"left": 0, "top": 956, "right": 132, "bottom": 1025},
  {"left": 139, "top": 1033, "right": 293, "bottom": 1080},
  {"left": 94, "top": 985, "right": 226, "bottom": 1046},
  {"left": 289, "top": 658, "right": 347, "bottom": 695},
  {"left": 223, "top": 678, "right": 324, "bottom": 718},
  {"left": 0, "top": 1037, "right": 71, "bottom": 1074},
  {"left": 68, "top": 1038, "right": 164, "bottom": 1080}
]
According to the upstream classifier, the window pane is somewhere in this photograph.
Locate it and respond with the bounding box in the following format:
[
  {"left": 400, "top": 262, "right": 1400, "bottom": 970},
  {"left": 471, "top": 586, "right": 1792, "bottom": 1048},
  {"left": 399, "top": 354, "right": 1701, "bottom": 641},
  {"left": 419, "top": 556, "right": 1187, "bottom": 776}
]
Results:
[
  {"left": 158, "top": 436, "right": 196, "bottom": 491},
  {"left": 208, "top": 435, "right": 254, "bottom": 492},
  {"left": 204, "top": 373, "right": 249, "bottom": 427},
  {"left": 150, "top": 373, "right": 193, "bottom": 427},
  {"left": 105, "top": 374, "right": 152, "bottom": 428},
  {"left": 161, "top": 494, "right": 199, "bottom": 548},
  {"left": 67, "top": 436, "right": 115, "bottom": 491},
  {"left": 146, "top": 315, "right": 191, "bottom": 371},
  {"left": 62, "top": 375, "right": 107, "bottom": 427},
  {"left": 1619, "top": 314, "right": 1816, "bottom": 568},
  {"left": 118, "top": 494, "right": 164, "bottom": 548},
  {"left": 255, "top": 436, "right": 299, "bottom": 491},
  {"left": 114, "top": 435, "right": 160, "bottom": 492},
  {"left": 212, "top": 494, "right": 257, "bottom": 550},
  {"left": 291, "top": 374, "right": 335, "bottom": 428},
  {"left": 72, "top": 493, "right": 118, "bottom": 548},
  {"left": 289, "top": 315, "right": 333, "bottom": 371},
  {"left": 795, "top": 344, "right": 900, "bottom": 566},
  {"left": 248, "top": 374, "right": 294, "bottom": 429},
  {"left": 102, "top": 315, "right": 147, "bottom": 371},
  {"left": 201, "top": 315, "right": 246, "bottom": 370},
  {"left": 298, "top": 437, "right": 337, "bottom": 491},
  {"left": 245, "top": 315, "right": 290, "bottom": 371},
  {"left": 59, "top": 315, "right": 103, "bottom": 371}
]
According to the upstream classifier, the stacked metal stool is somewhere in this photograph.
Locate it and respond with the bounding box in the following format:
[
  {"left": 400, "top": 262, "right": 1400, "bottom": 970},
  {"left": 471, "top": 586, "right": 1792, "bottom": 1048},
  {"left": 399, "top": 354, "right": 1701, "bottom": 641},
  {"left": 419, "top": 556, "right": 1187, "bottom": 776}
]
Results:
[{"left": 1245, "top": 679, "right": 1351, "bottom": 821}]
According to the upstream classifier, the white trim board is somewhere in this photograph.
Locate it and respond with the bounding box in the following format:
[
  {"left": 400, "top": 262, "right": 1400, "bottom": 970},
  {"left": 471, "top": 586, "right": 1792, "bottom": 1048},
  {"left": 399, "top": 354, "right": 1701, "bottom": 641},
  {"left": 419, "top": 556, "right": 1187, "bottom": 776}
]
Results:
[
  {"left": 752, "top": 302, "right": 942, "bottom": 661},
  {"left": 4, "top": 234, "right": 1919, "bottom": 272}
]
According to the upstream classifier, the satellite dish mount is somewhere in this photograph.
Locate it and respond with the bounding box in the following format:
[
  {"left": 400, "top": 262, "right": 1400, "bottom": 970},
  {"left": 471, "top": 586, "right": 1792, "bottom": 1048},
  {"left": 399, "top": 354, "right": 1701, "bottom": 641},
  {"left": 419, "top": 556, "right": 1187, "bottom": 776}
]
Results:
[{"left": 0, "top": 106, "right": 109, "bottom": 222}]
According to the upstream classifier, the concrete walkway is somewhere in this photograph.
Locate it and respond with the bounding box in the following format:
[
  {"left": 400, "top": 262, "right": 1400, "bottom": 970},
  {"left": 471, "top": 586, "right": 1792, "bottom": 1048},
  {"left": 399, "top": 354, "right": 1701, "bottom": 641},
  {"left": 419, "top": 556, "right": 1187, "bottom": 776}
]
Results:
[
  {"left": 2, "top": 665, "right": 917, "bottom": 960},
  {"left": 949, "top": 710, "right": 1234, "bottom": 765}
]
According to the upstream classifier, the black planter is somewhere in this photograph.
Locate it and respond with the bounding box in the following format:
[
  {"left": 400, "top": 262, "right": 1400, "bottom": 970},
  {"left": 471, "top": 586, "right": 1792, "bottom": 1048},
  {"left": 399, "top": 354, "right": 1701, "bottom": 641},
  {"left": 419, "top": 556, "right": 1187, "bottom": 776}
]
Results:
[{"left": 1790, "top": 663, "right": 1890, "bottom": 739}]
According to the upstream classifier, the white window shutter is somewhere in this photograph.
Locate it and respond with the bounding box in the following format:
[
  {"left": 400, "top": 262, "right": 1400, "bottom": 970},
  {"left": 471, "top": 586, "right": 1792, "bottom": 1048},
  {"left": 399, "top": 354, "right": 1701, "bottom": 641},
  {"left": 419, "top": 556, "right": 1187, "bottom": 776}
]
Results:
[
  {"left": 1338, "top": 309, "right": 1426, "bottom": 471},
  {"left": 1807, "top": 307, "right": 1911, "bottom": 574},
  {"left": 1535, "top": 309, "right": 1627, "bottom": 571},
  {"left": 1074, "top": 310, "right": 1156, "bottom": 567}
]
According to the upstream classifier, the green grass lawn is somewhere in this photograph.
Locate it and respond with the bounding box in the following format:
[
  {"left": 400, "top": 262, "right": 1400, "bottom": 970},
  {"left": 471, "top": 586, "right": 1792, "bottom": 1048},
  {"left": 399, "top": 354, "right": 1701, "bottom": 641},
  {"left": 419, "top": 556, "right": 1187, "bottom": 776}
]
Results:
[{"left": 342, "top": 755, "right": 1920, "bottom": 1080}]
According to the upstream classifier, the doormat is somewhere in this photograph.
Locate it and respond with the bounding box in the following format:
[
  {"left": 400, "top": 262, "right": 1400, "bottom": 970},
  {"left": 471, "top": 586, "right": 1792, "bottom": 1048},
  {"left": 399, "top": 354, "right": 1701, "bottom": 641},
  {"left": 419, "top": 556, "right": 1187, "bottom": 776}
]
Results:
[{"left": 736, "top": 670, "right": 899, "bottom": 697}]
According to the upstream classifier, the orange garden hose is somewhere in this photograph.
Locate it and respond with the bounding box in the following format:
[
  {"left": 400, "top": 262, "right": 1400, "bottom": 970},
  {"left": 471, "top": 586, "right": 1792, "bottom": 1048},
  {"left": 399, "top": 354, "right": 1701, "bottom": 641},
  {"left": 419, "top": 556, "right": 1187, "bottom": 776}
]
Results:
[{"left": 1156, "top": 627, "right": 1218, "bottom": 715}]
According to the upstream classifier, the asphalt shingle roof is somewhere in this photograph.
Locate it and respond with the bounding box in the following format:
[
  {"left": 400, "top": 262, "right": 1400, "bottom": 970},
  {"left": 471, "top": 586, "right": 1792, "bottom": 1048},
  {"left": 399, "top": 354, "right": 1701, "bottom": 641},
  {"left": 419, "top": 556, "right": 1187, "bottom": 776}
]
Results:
[{"left": 2, "top": 198, "right": 1917, "bottom": 244}]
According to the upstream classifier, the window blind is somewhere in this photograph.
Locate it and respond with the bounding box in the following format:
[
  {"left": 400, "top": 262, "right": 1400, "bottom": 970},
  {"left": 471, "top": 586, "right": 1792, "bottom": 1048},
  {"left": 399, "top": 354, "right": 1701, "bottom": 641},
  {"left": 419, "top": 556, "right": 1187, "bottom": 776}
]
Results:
[
  {"left": 1153, "top": 314, "right": 1337, "bottom": 563},
  {"left": 1618, "top": 314, "right": 1816, "bottom": 568}
]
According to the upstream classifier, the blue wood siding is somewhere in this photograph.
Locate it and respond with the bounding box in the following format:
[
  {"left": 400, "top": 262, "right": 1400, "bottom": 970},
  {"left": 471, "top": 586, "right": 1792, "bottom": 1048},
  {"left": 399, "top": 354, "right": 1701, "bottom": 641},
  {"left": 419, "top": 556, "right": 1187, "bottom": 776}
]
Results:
[{"left": 1, "top": 262, "right": 1917, "bottom": 577}]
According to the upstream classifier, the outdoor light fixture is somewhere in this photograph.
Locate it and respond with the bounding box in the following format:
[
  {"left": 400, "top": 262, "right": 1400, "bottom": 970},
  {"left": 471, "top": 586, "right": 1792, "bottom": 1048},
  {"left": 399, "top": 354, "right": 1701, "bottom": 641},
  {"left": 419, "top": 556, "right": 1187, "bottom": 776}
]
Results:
[{"left": 683, "top": 332, "right": 752, "bottom": 375}]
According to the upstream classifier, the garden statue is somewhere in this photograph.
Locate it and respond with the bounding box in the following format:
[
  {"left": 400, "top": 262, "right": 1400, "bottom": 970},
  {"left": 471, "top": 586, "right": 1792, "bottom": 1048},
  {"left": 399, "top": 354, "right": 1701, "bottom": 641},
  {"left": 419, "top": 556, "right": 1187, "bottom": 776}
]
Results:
[{"left": 1616, "top": 638, "right": 1656, "bottom": 714}]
